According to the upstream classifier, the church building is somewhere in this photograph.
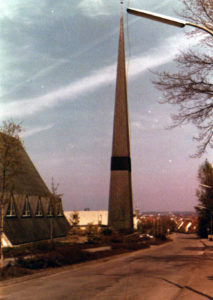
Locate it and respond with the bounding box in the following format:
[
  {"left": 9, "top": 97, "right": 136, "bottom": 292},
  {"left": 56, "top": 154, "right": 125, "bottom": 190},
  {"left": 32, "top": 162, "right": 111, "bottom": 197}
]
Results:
[{"left": 1, "top": 134, "right": 69, "bottom": 246}]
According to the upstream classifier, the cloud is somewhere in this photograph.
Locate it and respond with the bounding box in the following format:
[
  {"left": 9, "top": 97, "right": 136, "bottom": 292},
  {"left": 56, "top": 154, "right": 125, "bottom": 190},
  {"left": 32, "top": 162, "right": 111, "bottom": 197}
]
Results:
[
  {"left": 0, "top": 0, "right": 46, "bottom": 21},
  {"left": 131, "top": 121, "right": 146, "bottom": 130},
  {"left": 77, "top": 0, "right": 116, "bottom": 18},
  {"left": 128, "top": 32, "right": 202, "bottom": 77},
  {"left": 77, "top": 0, "right": 174, "bottom": 18},
  {"left": 0, "top": 32, "right": 201, "bottom": 120},
  {"left": 0, "top": 1, "right": 21, "bottom": 20},
  {"left": 0, "top": 63, "right": 115, "bottom": 119},
  {"left": 21, "top": 123, "right": 54, "bottom": 138},
  {"left": 131, "top": 114, "right": 165, "bottom": 131},
  {"left": 0, "top": 59, "right": 68, "bottom": 99}
]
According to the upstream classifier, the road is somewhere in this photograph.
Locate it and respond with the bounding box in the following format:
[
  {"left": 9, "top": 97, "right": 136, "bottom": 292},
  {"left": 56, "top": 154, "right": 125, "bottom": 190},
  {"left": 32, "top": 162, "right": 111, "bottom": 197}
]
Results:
[{"left": 1, "top": 233, "right": 213, "bottom": 300}]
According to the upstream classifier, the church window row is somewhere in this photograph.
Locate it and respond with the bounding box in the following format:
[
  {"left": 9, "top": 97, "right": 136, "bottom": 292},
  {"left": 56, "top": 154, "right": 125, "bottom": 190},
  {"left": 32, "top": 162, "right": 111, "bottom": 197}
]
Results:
[
  {"left": 5, "top": 195, "right": 64, "bottom": 218},
  {"left": 22, "top": 196, "right": 31, "bottom": 217},
  {"left": 6, "top": 197, "right": 16, "bottom": 217}
]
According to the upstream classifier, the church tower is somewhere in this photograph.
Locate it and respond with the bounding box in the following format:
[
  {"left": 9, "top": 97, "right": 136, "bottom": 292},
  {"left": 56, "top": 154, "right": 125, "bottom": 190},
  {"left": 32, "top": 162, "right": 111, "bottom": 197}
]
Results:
[{"left": 108, "top": 8, "right": 133, "bottom": 231}]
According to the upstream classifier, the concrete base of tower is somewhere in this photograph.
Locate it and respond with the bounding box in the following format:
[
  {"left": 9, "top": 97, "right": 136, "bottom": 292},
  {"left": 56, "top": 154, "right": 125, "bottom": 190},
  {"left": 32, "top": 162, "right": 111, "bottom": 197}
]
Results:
[{"left": 108, "top": 170, "right": 133, "bottom": 232}]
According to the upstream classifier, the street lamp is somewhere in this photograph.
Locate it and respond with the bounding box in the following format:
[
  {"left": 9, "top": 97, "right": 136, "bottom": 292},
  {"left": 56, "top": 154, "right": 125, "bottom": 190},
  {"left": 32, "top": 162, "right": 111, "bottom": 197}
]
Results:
[
  {"left": 127, "top": 6, "right": 213, "bottom": 236},
  {"left": 127, "top": 8, "right": 213, "bottom": 36}
]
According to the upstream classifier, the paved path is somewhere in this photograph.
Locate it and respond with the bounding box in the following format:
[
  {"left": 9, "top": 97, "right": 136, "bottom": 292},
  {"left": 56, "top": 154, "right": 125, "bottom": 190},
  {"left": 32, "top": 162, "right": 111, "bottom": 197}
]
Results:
[{"left": 1, "top": 233, "right": 213, "bottom": 299}]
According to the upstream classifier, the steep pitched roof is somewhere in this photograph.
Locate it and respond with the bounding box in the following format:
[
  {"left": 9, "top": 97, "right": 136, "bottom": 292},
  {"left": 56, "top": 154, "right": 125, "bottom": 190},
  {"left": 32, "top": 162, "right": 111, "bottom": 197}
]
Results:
[
  {"left": 0, "top": 133, "right": 50, "bottom": 196},
  {"left": 0, "top": 133, "right": 69, "bottom": 245}
]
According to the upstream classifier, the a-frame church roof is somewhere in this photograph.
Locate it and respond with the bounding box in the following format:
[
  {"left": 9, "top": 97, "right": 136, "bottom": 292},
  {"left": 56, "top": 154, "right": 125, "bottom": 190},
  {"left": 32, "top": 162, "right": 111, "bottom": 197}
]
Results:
[
  {"left": 0, "top": 133, "right": 50, "bottom": 197},
  {"left": 0, "top": 133, "right": 69, "bottom": 245}
]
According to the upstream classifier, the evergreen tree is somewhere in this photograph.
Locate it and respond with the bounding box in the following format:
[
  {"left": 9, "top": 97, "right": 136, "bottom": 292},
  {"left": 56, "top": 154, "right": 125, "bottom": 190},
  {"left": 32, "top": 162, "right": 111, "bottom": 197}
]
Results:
[{"left": 195, "top": 160, "right": 213, "bottom": 238}]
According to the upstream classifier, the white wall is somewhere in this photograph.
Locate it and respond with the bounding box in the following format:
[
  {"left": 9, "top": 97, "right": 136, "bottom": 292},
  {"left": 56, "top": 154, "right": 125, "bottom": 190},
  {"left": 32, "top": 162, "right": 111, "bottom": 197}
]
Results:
[
  {"left": 65, "top": 210, "right": 108, "bottom": 226},
  {"left": 65, "top": 210, "right": 138, "bottom": 229}
]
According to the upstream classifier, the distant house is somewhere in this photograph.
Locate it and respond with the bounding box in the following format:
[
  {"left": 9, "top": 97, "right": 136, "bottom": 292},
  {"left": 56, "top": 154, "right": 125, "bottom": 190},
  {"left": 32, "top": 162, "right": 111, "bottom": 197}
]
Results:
[
  {"left": 176, "top": 217, "right": 197, "bottom": 233},
  {"left": 1, "top": 136, "right": 69, "bottom": 246}
]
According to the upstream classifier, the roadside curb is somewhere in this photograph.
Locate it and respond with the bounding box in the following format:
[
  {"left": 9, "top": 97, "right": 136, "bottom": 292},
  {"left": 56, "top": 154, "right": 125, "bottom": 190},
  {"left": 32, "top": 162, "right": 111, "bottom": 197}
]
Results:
[{"left": 201, "top": 239, "right": 213, "bottom": 248}]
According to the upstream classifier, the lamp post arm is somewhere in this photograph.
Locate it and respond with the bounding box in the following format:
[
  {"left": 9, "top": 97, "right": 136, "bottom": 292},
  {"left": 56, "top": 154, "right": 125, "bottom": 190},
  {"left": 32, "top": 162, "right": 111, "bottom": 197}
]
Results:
[
  {"left": 185, "top": 22, "right": 213, "bottom": 36},
  {"left": 127, "top": 7, "right": 213, "bottom": 36},
  {"left": 127, "top": 8, "right": 185, "bottom": 28}
]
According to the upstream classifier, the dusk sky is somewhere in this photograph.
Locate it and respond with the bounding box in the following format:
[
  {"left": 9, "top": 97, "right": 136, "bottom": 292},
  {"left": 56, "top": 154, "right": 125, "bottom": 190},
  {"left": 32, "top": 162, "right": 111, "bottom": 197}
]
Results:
[{"left": 1, "top": 0, "right": 212, "bottom": 212}]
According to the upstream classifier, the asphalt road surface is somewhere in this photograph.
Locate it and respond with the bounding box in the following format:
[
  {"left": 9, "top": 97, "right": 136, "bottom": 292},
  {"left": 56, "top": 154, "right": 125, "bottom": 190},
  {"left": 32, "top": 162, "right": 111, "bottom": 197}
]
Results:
[{"left": 1, "top": 233, "right": 213, "bottom": 300}]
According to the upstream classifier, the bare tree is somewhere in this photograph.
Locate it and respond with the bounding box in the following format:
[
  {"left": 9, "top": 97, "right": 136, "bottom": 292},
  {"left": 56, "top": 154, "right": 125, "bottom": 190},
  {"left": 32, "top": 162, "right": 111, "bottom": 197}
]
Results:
[
  {"left": 0, "top": 121, "right": 22, "bottom": 268},
  {"left": 50, "top": 177, "right": 64, "bottom": 241},
  {"left": 51, "top": 177, "right": 64, "bottom": 214},
  {"left": 153, "top": 0, "right": 213, "bottom": 157},
  {"left": 51, "top": 177, "right": 63, "bottom": 200}
]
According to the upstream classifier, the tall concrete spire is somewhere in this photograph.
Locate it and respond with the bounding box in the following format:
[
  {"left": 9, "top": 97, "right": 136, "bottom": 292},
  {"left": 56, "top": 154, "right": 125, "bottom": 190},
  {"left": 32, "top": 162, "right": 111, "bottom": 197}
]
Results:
[{"left": 108, "top": 8, "right": 133, "bottom": 231}]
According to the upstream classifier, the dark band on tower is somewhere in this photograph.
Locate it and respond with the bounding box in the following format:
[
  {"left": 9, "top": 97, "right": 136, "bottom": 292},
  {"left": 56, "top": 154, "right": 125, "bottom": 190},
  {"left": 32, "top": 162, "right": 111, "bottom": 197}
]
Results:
[{"left": 111, "top": 156, "right": 131, "bottom": 171}]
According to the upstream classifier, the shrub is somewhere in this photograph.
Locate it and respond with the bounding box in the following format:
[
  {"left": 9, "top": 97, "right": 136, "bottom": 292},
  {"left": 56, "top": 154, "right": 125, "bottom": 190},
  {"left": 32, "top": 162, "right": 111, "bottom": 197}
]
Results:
[
  {"left": 0, "top": 263, "right": 32, "bottom": 280},
  {"left": 16, "top": 246, "right": 92, "bottom": 270},
  {"left": 101, "top": 228, "right": 112, "bottom": 236}
]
